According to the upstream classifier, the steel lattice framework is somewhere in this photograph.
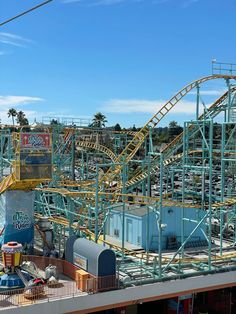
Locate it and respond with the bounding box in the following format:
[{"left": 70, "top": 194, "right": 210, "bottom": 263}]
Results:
[{"left": 1, "top": 74, "right": 236, "bottom": 285}]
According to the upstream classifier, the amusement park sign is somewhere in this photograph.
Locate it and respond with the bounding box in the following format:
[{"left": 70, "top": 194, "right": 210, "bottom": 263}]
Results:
[
  {"left": 21, "top": 133, "right": 50, "bottom": 149},
  {"left": 12, "top": 211, "right": 31, "bottom": 230}
]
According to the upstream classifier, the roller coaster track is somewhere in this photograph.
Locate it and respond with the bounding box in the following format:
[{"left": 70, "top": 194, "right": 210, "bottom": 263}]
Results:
[
  {"left": 119, "top": 87, "right": 236, "bottom": 190},
  {"left": 99, "top": 75, "right": 236, "bottom": 186},
  {"left": 76, "top": 141, "right": 116, "bottom": 162},
  {"left": 36, "top": 186, "right": 200, "bottom": 208},
  {"left": 212, "top": 197, "right": 236, "bottom": 209},
  {"left": 58, "top": 179, "right": 95, "bottom": 187},
  {"left": 34, "top": 212, "right": 236, "bottom": 264},
  {"left": 112, "top": 130, "right": 137, "bottom": 136},
  {"left": 162, "top": 86, "right": 236, "bottom": 158}
]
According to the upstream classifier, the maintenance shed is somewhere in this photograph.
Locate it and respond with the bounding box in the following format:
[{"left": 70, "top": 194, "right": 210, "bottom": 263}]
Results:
[
  {"left": 65, "top": 237, "right": 116, "bottom": 277},
  {"left": 106, "top": 204, "right": 207, "bottom": 251}
]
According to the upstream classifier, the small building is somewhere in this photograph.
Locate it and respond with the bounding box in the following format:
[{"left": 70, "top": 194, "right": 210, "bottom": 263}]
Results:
[
  {"left": 106, "top": 203, "right": 207, "bottom": 251},
  {"left": 65, "top": 237, "right": 116, "bottom": 277}
]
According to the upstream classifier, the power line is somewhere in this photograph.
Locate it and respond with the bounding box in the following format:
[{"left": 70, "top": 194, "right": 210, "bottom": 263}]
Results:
[{"left": 0, "top": 0, "right": 53, "bottom": 27}]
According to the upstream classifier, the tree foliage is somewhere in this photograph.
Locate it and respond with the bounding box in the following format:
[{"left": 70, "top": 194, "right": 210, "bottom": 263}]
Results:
[
  {"left": 91, "top": 112, "right": 107, "bottom": 128},
  {"left": 16, "top": 111, "right": 29, "bottom": 126},
  {"left": 7, "top": 108, "right": 29, "bottom": 126},
  {"left": 114, "top": 123, "right": 121, "bottom": 131},
  {"left": 7, "top": 108, "right": 17, "bottom": 125}
]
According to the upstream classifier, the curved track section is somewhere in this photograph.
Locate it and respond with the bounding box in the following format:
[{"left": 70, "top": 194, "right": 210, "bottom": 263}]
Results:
[
  {"left": 76, "top": 141, "right": 116, "bottom": 162},
  {"left": 35, "top": 186, "right": 200, "bottom": 208},
  {"left": 112, "top": 130, "right": 137, "bottom": 136},
  {"left": 100, "top": 75, "right": 236, "bottom": 185},
  {"left": 119, "top": 87, "right": 236, "bottom": 190}
]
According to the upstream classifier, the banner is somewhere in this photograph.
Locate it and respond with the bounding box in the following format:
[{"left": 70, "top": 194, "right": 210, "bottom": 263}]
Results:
[
  {"left": 21, "top": 133, "right": 50, "bottom": 149},
  {"left": 1, "top": 191, "right": 35, "bottom": 252}
]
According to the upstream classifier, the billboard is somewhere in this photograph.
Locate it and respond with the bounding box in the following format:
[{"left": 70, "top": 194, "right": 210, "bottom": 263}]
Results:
[{"left": 20, "top": 133, "right": 50, "bottom": 150}]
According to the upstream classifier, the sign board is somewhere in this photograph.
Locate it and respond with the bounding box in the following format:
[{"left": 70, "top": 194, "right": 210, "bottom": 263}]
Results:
[
  {"left": 0, "top": 190, "right": 35, "bottom": 249},
  {"left": 73, "top": 252, "right": 88, "bottom": 271},
  {"left": 21, "top": 133, "right": 50, "bottom": 149}
]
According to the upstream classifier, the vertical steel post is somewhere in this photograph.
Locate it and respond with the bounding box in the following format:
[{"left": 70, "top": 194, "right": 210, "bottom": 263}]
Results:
[
  {"left": 68, "top": 197, "right": 74, "bottom": 237},
  {"left": 81, "top": 150, "right": 85, "bottom": 179},
  {"left": 196, "top": 84, "right": 200, "bottom": 119},
  {"left": 95, "top": 164, "right": 99, "bottom": 243},
  {"left": 146, "top": 155, "right": 151, "bottom": 254},
  {"left": 220, "top": 123, "right": 226, "bottom": 255},
  {"left": 86, "top": 152, "right": 89, "bottom": 179},
  {"left": 149, "top": 126, "right": 153, "bottom": 154},
  {"left": 158, "top": 153, "right": 163, "bottom": 278},
  {"left": 181, "top": 122, "right": 187, "bottom": 258},
  {"left": 227, "top": 79, "right": 231, "bottom": 122},
  {"left": 59, "top": 224, "right": 62, "bottom": 257},
  {"left": 122, "top": 161, "right": 127, "bottom": 261},
  {"left": 208, "top": 119, "right": 213, "bottom": 270},
  {"left": 71, "top": 130, "right": 75, "bottom": 181},
  {"left": 142, "top": 160, "right": 146, "bottom": 196}
]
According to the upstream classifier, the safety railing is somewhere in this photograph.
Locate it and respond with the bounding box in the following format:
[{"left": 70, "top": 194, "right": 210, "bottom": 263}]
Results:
[{"left": 0, "top": 275, "right": 117, "bottom": 310}]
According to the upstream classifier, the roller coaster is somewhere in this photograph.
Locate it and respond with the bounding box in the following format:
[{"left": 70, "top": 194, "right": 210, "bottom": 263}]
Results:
[{"left": 1, "top": 73, "right": 236, "bottom": 285}]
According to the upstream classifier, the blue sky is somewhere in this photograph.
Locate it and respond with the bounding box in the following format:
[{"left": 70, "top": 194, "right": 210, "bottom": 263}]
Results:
[{"left": 0, "top": 0, "right": 236, "bottom": 127}]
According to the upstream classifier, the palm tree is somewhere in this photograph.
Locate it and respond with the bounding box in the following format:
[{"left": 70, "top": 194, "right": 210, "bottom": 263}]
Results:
[
  {"left": 91, "top": 112, "right": 107, "bottom": 128},
  {"left": 16, "top": 111, "right": 29, "bottom": 126},
  {"left": 7, "top": 108, "right": 17, "bottom": 125}
]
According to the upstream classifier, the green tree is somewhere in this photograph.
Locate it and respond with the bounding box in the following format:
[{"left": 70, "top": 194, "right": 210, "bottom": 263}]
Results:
[
  {"left": 91, "top": 112, "right": 107, "bottom": 128},
  {"left": 168, "top": 121, "right": 182, "bottom": 140},
  {"left": 169, "top": 120, "right": 178, "bottom": 128},
  {"left": 50, "top": 119, "right": 59, "bottom": 125},
  {"left": 114, "top": 123, "right": 121, "bottom": 131},
  {"left": 7, "top": 108, "right": 17, "bottom": 125},
  {"left": 16, "top": 111, "right": 29, "bottom": 126}
]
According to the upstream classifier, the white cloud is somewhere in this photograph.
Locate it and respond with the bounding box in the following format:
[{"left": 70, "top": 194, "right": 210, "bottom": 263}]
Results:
[
  {"left": 0, "top": 32, "right": 32, "bottom": 48},
  {"left": 0, "top": 95, "right": 75, "bottom": 124},
  {"left": 0, "top": 109, "right": 70, "bottom": 124},
  {"left": 0, "top": 96, "right": 44, "bottom": 107},
  {"left": 101, "top": 98, "right": 201, "bottom": 114},
  {"left": 0, "top": 109, "right": 38, "bottom": 124}
]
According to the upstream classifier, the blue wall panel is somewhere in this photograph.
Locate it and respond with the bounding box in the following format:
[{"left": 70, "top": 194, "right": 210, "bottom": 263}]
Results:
[{"left": 108, "top": 206, "right": 207, "bottom": 251}]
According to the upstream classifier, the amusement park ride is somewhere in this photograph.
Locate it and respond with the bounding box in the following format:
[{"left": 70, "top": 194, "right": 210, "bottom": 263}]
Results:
[{"left": 1, "top": 71, "right": 236, "bottom": 287}]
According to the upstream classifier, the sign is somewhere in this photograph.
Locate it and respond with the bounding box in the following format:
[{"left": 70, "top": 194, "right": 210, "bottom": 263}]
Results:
[
  {"left": 12, "top": 211, "right": 31, "bottom": 230},
  {"left": 73, "top": 252, "right": 88, "bottom": 270},
  {"left": 2, "top": 190, "right": 34, "bottom": 247},
  {"left": 21, "top": 133, "right": 50, "bottom": 149}
]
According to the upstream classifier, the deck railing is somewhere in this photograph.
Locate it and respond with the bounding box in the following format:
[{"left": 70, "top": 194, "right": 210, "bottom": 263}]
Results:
[{"left": 0, "top": 256, "right": 117, "bottom": 310}]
